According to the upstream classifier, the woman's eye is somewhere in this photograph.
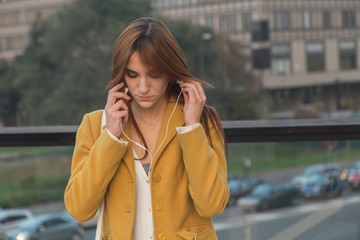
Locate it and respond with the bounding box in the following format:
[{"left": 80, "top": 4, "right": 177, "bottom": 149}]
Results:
[
  {"left": 126, "top": 70, "right": 138, "bottom": 78},
  {"left": 149, "top": 71, "right": 162, "bottom": 78}
]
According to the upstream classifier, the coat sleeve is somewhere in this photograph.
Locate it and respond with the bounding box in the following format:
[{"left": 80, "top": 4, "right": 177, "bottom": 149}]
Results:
[
  {"left": 177, "top": 123, "right": 229, "bottom": 218},
  {"left": 64, "top": 113, "right": 128, "bottom": 222}
]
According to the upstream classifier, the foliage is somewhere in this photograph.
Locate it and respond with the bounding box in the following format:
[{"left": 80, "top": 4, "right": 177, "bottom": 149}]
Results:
[
  {"left": 160, "top": 17, "right": 262, "bottom": 120},
  {"left": 3, "top": 0, "right": 260, "bottom": 126},
  {"left": 10, "top": 0, "right": 151, "bottom": 125},
  {"left": 0, "top": 174, "right": 69, "bottom": 208},
  {"left": 0, "top": 60, "right": 20, "bottom": 126}
]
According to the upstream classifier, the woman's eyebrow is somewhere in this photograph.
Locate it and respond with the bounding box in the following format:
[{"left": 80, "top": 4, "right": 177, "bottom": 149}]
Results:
[{"left": 125, "top": 68, "right": 138, "bottom": 74}]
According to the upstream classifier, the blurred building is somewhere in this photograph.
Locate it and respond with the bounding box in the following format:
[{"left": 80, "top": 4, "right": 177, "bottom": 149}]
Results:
[
  {"left": 0, "top": 0, "right": 71, "bottom": 61},
  {"left": 1, "top": 0, "right": 360, "bottom": 118},
  {"left": 153, "top": 0, "right": 360, "bottom": 118}
]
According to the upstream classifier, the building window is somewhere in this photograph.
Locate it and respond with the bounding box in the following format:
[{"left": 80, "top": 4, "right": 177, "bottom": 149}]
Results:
[
  {"left": 342, "top": 10, "right": 356, "bottom": 28},
  {"left": 205, "top": 16, "right": 213, "bottom": 28},
  {"left": 271, "top": 44, "right": 291, "bottom": 75},
  {"left": 303, "top": 10, "right": 311, "bottom": 29},
  {"left": 275, "top": 12, "right": 290, "bottom": 30},
  {"left": 240, "top": 46, "right": 251, "bottom": 60},
  {"left": 323, "top": 11, "right": 331, "bottom": 29},
  {"left": 242, "top": 13, "right": 252, "bottom": 32},
  {"left": 339, "top": 40, "right": 357, "bottom": 70},
  {"left": 306, "top": 42, "right": 325, "bottom": 72},
  {"left": 219, "top": 15, "right": 236, "bottom": 33},
  {"left": 0, "top": 38, "right": 5, "bottom": 52}
]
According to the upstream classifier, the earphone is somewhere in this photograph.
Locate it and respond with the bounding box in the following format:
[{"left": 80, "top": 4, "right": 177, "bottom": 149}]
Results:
[{"left": 119, "top": 81, "right": 183, "bottom": 174}]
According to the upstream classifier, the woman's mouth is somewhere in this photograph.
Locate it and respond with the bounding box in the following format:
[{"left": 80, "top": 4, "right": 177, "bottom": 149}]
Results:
[{"left": 137, "top": 96, "right": 152, "bottom": 101}]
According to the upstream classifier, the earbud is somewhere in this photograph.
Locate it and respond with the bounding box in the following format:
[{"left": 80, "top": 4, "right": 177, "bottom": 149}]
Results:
[
  {"left": 125, "top": 87, "right": 129, "bottom": 94},
  {"left": 176, "top": 80, "right": 183, "bottom": 85}
]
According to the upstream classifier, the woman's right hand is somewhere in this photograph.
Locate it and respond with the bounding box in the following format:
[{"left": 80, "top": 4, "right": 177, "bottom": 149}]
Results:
[{"left": 104, "top": 83, "right": 131, "bottom": 139}]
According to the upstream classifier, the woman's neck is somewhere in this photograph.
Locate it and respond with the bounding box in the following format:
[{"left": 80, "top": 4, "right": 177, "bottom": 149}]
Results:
[{"left": 131, "top": 98, "right": 168, "bottom": 123}]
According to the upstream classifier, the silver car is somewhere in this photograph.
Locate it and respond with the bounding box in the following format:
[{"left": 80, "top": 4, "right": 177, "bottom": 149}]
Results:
[
  {"left": 4, "top": 212, "right": 84, "bottom": 240},
  {"left": 0, "top": 209, "right": 33, "bottom": 240}
]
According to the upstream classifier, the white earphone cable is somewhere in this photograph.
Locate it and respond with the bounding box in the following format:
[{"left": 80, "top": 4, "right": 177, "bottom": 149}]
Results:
[{"left": 119, "top": 88, "right": 183, "bottom": 172}]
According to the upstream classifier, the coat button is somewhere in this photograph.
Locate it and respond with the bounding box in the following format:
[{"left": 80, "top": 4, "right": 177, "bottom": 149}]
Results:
[
  {"left": 153, "top": 175, "right": 161, "bottom": 183},
  {"left": 155, "top": 202, "right": 163, "bottom": 211},
  {"left": 158, "top": 232, "right": 166, "bottom": 240}
]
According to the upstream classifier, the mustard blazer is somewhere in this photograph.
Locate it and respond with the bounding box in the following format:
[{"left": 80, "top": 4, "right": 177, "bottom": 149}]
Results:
[{"left": 64, "top": 98, "right": 229, "bottom": 240}]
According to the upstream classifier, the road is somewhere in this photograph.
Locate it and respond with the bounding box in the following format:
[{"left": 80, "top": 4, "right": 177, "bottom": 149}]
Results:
[
  {"left": 25, "top": 164, "right": 359, "bottom": 240},
  {"left": 214, "top": 193, "right": 360, "bottom": 240},
  {"left": 81, "top": 192, "right": 360, "bottom": 240}
]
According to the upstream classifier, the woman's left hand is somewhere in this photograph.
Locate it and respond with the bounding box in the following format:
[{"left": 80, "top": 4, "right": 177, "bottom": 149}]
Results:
[{"left": 179, "top": 80, "right": 206, "bottom": 126}]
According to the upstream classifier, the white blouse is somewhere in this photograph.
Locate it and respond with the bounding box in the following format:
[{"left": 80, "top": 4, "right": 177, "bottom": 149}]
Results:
[{"left": 132, "top": 150, "right": 154, "bottom": 240}]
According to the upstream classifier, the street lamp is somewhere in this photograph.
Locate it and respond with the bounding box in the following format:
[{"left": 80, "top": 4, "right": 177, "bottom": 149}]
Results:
[{"left": 199, "top": 32, "right": 212, "bottom": 80}]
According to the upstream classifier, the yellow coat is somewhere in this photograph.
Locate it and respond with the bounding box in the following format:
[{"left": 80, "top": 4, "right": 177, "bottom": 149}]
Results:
[{"left": 64, "top": 98, "right": 229, "bottom": 240}]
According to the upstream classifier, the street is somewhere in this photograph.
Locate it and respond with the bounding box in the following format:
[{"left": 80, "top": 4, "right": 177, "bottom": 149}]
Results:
[
  {"left": 81, "top": 192, "right": 360, "bottom": 240},
  {"left": 214, "top": 193, "right": 360, "bottom": 240}
]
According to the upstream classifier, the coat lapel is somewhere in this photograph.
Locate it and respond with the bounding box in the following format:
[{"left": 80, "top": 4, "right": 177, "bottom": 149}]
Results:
[
  {"left": 151, "top": 96, "right": 184, "bottom": 167},
  {"left": 100, "top": 110, "right": 135, "bottom": 179},
  {"left": 121, "top": 121, "right": 135, "bottom": 178}
]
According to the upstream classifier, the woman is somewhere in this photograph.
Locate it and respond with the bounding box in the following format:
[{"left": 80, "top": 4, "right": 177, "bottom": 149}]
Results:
[{"left": 64, "top": 17, "right": 229, "bottom": 240}]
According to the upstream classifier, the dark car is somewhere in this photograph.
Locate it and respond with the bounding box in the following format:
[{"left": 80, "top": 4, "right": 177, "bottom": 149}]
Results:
[
  {"left": 292, "top": 163, "right": 341, "bottom": 189},
  {"left": 301, "top": 173, "right": 346, "bottom": 199},
  {"left": 227, "top": 177, "right": 264, "bottom": 206},
  {"left": 238, "top": 182, "right": 300, "bottom": 212},
  {"left": 4, "top": 213, "right": 84, "bottom": 240}
]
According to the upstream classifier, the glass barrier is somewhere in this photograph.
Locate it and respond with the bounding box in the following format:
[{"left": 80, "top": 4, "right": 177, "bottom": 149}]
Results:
[{"left": 1, "top": 141, "right": 360, "bottom": 240}]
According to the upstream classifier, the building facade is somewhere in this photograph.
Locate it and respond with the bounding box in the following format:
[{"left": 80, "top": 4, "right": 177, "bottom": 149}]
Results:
[
  {"left": 1, "top": 0, "right": 360, "bottom": 118},
  {"left": 153, "top": 0, "right": 360, "bottom": 118},
  {"left": 0, "top": 0, "right": 71, "bottom": 61}
]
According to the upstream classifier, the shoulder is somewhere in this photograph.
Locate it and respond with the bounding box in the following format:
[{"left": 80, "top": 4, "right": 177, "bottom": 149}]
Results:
[
  {"left": 84, "top": 109, "right": 103, "bottom": 123},
  {"left": 77, "top": 109, "right": 103, "bottom": 140}
]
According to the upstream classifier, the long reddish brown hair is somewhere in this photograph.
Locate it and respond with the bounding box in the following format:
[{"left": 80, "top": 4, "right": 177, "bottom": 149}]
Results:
[{"left": 107, "top": 17, "right": 226, "bottom": 158}]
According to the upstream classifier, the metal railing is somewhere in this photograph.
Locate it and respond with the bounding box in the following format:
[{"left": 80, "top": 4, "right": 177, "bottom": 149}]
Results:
[{"left": 1, "top": 118, "right": 360, "bottom": 146}]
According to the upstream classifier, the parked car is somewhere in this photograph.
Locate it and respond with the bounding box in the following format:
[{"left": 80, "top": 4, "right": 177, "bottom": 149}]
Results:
[
  {"left": 292, "top": 163, "right": 341, "bottom": 189},
  {"left": 301, "top": 173, "right": 346, "bottom": 199},
  {"left": 0, "top": 209, "right": 33, "bottom": 240},
  {"left": 80, "top": 211, "right": 98, "bottom": 229},
  {"left": 347, "top": 170, "right": 360, "bottom": 189},
  {"left": 227, "top": 171, "right": 241, "bottom": 181},
  {"left": 227, "top": 177, "right": 264, "bottom": 206},
  {"left": 4, "top": 213, "right": 84, "bottom": 240},
  {"left": 345, "top": 160, "right": 360, "bottom": 187},
  {"left": 238, "top": 182, "right": 300, "bottom": 212}
]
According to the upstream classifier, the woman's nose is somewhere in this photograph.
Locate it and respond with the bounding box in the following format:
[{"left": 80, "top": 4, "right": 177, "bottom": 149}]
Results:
[{"left": 138, "top": 77, "right": 150, "bottom": 93}]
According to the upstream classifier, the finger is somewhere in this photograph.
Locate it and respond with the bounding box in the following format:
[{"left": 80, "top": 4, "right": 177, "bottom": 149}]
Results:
[
  {"left": 181, "top": 81, "right": 202, "bottom": 98},
  {"left": 112, "top": 109, "right": 129, "bottom": 120},
  {"left": 109, "top": 82, "right": 125, "bottom": 93},
  {"left": 107, "top": 83, "right": 124, "bottom": 104},
  {"left": 184, "top": 86, "right": 199, "bottom": 104},
  {"left": 106, "top": 100, "right": 128, "bottom": 119},
  {"left": 110, "top": 92, "right": 131, "bottom": 102},
  {"left": 194, "top": 82, "right": 206, "bottom": 102},
  {"left": 107, "top": 86, "right": 130, "bottom": 105},
  {"left": 184, "top": 82, "right": 203, "bottom": 102},
  {"left": 111, "top": 100, "right": 128, "bottom": 112}
]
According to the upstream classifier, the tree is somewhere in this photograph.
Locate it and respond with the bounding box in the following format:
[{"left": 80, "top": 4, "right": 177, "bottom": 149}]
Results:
[
  {"left": 11, "top": 0, "right": 151, "bottom": 125},
  {"left": 6, "top": 0, "right": 259, "bottom": 126},
  {"left": 0, "top": 60, "right": 20, "bottom": 126},
  {"left": 158, "top": 17, "right": 262, "bottom": 120}
]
